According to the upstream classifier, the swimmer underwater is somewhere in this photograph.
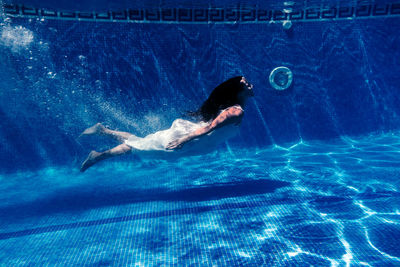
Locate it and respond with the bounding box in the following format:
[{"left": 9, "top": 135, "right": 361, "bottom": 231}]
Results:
[{"left": 80, "top": 76, "right": 254, "bottom": 172}]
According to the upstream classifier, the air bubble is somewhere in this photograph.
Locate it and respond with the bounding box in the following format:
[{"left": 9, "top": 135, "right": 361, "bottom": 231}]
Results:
[
  {"left": 282, "top": 20, "right": 292, "bottom": 30},
  {"left": 269, "top": 66, "right": 293, "bottom": 90}
]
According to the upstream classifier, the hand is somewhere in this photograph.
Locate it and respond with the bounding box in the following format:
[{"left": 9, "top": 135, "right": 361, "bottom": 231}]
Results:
[{"left": 166, "top": 138, "right": 184, "bottom": 150}]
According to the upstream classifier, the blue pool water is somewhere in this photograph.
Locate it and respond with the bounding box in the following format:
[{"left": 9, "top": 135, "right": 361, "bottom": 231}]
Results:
[{"left": 1, "top": 1, "right": 400, "bottom": 266}]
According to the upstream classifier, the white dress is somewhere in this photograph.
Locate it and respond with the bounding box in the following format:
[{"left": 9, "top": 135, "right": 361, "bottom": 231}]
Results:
[
  {"left": 124, "top": 106, "right": 242, "bottom": 157},
  {"left": 124, "top": 118, "right": 209, "bottom": 151}
]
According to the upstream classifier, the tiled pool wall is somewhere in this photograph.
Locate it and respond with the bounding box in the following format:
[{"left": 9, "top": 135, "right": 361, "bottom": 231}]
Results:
[
  {"left": 2, "top": 1, "right": 400, "bottom": 172},
  {"left": 3, "top": 2, "right": 400, "bottom": 24}
]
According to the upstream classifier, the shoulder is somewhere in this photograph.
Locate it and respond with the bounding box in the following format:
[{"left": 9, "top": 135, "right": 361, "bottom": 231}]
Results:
[
  {"left": 209, "top": 105, "right": 244, "bottom": 128},
  {"left": 213, "top": 105, "right": 243, "bottom": 123},
  {"left": 223, "top": 105, "right": 244, "bottom": 117}
]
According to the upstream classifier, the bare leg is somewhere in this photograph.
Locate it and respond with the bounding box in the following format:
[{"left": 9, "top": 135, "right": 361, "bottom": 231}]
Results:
[
  {"left": 80, "top": 143, "right": 132, "bottom": 172},
  {"left": 81, "top": 123, "right": 132, "bottom": 142}
]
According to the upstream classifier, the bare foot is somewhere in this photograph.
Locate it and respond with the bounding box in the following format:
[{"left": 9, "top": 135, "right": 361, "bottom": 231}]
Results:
[
  {"left": 80, "top": 150, "right": 101, "bottom": 172},
  {"left": 80, "top": 123, "right": 105, "bottom": 137}
]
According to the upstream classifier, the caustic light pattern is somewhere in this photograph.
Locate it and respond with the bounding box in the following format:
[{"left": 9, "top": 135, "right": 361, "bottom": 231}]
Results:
[{"left": 0, "top": 133, "right": 400, "bottom": 266}]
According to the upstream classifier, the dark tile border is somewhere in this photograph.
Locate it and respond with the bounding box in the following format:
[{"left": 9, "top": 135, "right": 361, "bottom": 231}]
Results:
[
  {"left": 3, "top": 3, "right": 400, "bottom": 23},
  {"left": 0, "top": 197, "right": 290, "bottom": 240}
]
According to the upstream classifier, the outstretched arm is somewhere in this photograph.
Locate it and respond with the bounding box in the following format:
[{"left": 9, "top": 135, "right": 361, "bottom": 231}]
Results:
[{"left": 166, "top": 106, "right": 243, "bottom": 150}]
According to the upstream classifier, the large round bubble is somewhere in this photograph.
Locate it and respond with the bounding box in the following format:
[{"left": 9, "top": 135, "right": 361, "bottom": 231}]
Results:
[{"left": 269, "top": 66, "right": 293, "bottom": 90}]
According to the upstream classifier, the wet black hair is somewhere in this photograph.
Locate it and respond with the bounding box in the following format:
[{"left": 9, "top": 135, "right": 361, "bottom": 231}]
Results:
[{"left": 189, "top": 76, "right": 245, "bottom": 122}]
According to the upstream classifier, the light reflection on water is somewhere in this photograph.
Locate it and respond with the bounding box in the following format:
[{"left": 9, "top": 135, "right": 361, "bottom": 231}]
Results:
[{"left": 0, "top": 132, "right": 400, "bottom": 265}]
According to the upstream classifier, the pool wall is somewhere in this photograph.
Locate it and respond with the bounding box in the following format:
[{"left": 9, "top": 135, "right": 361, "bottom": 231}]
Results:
[{"left": 1, "top": 2, "right": 400, "bottom": 172}]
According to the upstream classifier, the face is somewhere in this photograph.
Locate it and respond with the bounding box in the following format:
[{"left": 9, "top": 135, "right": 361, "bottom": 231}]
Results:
[{"left": 240, "top": 77, "right": 254, "bottom": 97}]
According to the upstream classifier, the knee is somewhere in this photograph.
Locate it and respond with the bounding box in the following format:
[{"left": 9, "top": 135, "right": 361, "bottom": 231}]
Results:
[{"left": 122, "top": 144, "right": 132, "bottom": 153}]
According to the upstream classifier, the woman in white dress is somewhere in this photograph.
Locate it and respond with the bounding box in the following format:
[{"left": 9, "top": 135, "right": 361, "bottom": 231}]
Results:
[{"left": 80, "top": 76, "right": 254, "bottom": 172}]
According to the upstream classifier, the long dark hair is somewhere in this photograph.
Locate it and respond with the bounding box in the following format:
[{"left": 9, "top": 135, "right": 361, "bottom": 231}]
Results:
[{"left": 188, "top": 76, "right": 244, "bottom": 122}]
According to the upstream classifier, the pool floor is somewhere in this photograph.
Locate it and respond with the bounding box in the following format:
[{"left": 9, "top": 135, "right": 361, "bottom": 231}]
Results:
[{"left": 1, "top": 133, "right": 400, "bottom": 266}]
